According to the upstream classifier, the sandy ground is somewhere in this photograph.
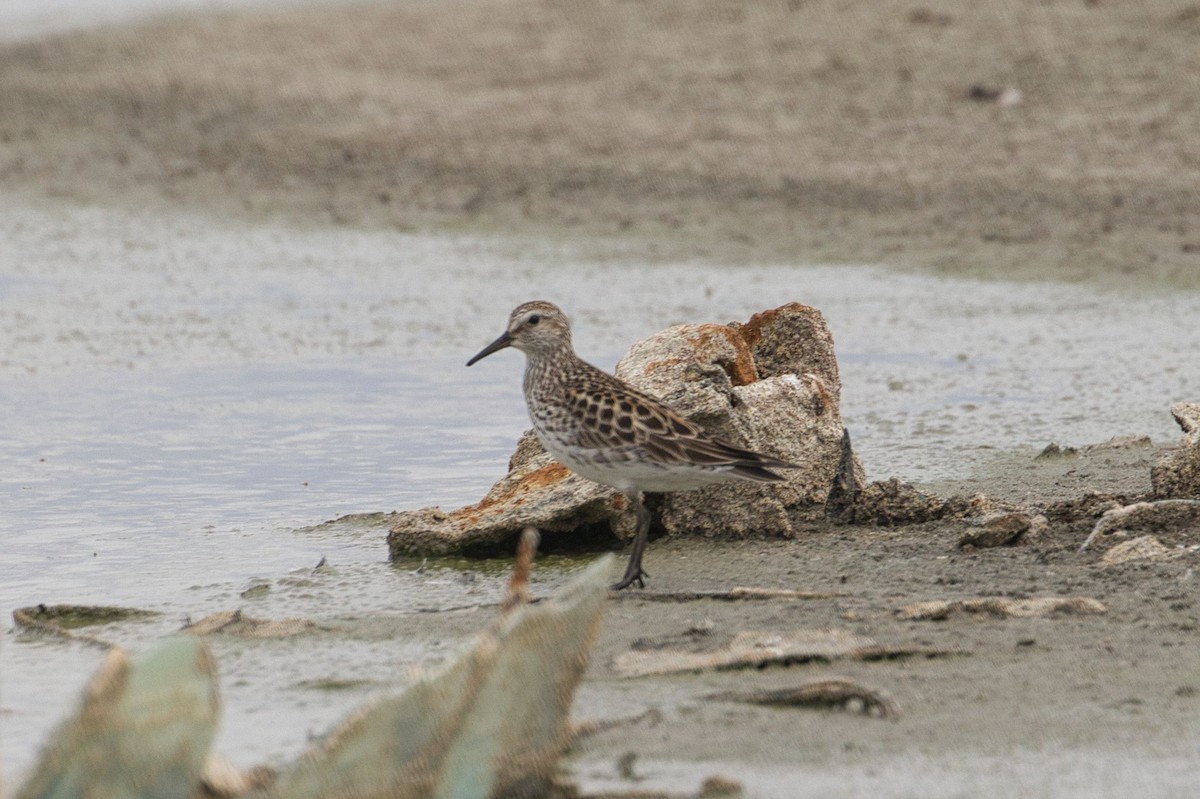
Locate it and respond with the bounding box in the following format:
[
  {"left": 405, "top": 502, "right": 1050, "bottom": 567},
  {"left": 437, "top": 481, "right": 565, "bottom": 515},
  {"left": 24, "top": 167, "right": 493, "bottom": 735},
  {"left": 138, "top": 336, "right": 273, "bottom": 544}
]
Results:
[
  {"left": 3, "top": 1, "right": 1199, "bottom": 795},
  {"left": 564, "top": 441, "right": 1200, "bottom": 796},
  {"left": 2, "top": 0, "right": 1200, "bottom": 287}
]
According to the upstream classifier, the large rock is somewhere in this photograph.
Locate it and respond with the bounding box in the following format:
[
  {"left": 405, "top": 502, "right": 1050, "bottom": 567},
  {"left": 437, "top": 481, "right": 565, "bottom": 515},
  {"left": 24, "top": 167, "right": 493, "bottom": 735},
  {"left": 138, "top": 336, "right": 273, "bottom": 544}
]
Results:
[
  {"left": 387, "top": 303, "right": 859, "bottom": 558},
  {"left": 1151, "top": 401, "right": 1200, "bottom": 499},
  {"left": 387, "top": 457, "right": 633, "bottom": 556},
  {"left": 615, "top": 313, "right": 848, "bottom": 537}
]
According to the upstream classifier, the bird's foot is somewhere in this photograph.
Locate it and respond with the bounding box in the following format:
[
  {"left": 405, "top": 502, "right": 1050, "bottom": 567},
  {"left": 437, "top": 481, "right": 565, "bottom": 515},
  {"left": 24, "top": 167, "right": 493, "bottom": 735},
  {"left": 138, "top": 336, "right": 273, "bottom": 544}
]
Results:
[{"left": 610, "top": 566, "right": 649, "bottom": 591}]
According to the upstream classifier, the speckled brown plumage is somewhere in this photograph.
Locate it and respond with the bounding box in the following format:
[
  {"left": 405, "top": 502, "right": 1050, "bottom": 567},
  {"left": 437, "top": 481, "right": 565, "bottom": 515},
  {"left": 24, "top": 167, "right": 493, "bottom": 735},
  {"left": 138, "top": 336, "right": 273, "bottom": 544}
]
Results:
[{"left": 467, "top": 300, "right": 798, "bottom": 589}]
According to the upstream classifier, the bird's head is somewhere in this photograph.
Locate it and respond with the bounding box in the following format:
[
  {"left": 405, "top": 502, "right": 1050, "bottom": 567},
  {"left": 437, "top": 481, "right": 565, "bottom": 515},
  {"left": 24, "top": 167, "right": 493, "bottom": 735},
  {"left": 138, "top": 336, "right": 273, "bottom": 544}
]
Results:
[{"left": 467, "top": 300, "right": 572, "bottom": 365}]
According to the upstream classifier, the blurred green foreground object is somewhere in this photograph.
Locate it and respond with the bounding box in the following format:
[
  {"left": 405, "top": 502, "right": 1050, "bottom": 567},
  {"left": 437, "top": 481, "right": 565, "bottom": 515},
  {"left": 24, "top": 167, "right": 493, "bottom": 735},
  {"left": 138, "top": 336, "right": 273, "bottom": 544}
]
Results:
[
  {"left": 15, "top": 542, "right": 612, "bottom": 799},
  {"left": 15, "top": 637, "right": 220, "bottom": 799}
]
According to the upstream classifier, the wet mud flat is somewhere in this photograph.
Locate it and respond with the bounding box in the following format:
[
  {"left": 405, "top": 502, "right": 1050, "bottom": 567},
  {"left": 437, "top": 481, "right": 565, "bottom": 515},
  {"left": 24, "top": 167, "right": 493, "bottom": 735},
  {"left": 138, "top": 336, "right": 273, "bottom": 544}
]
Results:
[
  {"left": 571, "top": 542, "right": 1198, "bottom": 797},
  {"left": 560, "top": 443, "right": 1200, "bottom": 797}
]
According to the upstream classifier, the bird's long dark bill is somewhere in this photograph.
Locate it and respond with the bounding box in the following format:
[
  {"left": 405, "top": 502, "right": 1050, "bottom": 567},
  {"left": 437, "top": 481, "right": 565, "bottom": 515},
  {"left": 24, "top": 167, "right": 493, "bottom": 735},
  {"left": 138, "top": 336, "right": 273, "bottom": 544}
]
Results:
[{"left": 466, "top": 331, "right": 512, "bottom": 366}]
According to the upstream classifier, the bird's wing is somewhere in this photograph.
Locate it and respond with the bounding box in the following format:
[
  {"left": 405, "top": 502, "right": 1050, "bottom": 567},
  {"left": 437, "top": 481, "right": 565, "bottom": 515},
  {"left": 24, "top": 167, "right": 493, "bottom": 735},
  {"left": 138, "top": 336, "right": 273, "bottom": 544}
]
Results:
[{"left": 565, "top": 367, "right": 796, "bottom": 477}]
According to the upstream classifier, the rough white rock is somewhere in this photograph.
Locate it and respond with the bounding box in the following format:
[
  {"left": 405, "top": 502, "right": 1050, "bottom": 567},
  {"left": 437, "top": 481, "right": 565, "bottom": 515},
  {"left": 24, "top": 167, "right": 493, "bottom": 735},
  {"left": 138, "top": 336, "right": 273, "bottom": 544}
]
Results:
[
  {"left": 1099, "top": 535, "right": 1182, "bottom": 567},
  {"left": 1078, "top": 498, "right": 1200, "bottom": 553}
]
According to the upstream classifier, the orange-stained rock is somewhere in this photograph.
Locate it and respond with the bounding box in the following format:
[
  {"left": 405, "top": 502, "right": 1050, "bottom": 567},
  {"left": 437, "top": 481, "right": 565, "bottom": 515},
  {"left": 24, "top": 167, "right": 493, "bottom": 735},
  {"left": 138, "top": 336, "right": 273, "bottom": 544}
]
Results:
[
  {"left": 733, "top": 302, "right": 841, "bottom": 403},
  {"left": 388, "top": 450, "right": 630, "bottom": 557},
  {"left": 683, "top": 323, "right": 759, "bottom": 386}
]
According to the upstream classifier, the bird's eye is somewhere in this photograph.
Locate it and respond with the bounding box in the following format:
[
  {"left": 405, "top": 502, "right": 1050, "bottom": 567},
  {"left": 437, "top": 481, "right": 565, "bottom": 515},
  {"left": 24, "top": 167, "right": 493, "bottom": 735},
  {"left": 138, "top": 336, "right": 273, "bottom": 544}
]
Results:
[{"left": 528, "top": 314, "right": 541, "bottom": 326}]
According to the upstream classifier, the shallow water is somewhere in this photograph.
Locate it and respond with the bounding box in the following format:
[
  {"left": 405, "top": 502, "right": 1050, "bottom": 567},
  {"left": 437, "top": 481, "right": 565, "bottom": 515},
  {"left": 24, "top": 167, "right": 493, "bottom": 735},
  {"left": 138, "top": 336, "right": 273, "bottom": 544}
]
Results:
[
  {"left": 1, "top": 197, "right": 1198, "bottom": 778},
  {"left": 1, "top": 0, "right": 328, "bottom": 41}
]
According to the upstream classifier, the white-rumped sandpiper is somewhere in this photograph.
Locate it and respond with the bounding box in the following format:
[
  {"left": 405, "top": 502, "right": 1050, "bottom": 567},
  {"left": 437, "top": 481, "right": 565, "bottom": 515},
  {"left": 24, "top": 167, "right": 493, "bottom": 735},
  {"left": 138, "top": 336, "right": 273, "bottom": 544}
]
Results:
[{"left": 467, "top": 300, "right": 797, "bottom": 590}]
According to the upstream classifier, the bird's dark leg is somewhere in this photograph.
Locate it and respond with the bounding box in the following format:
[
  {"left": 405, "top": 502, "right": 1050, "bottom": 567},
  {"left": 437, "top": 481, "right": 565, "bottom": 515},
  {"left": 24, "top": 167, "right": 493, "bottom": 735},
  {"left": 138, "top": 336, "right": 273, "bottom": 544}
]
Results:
[{"left": 611, "top": 489, "right": 650, "bottom": 591}]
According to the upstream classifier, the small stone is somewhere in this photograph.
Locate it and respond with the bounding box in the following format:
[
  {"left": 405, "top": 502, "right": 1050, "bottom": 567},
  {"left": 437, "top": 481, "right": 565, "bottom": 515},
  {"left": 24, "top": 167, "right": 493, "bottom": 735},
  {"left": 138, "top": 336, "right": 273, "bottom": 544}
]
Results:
[
  {"left": 1024, "top": 514, "right": 1050, "bottom": 542},
  {"left": 1079, "top": 499, "right": 1200, "bottom": 552},
  {"left": 1036, "top": 442, "right": 1078, "bottom": 459},
  {"left": 967, "top": 84, "right": 1022, "bottom": 105},
  {"left": 201, "top": 756, "right": 276, "bottom": 797},
  {"left": 239, "top": 582, "right": 270, "bottom": 599},
  {"left": 958, "top": 511, "right": 1035, "bottom": 548},
  {"left": 613, "top": 629, "right": 880, "bottom": 677},
  {"left": 699, "top": 774, "right": 745, "bottom": 797},
  {"left": 615, "top": 751, "right": 639, "bottom": 781},
  {"left": 898, "top": 596, "right": 1106, "bottom": 621},
  {"left": 832, "top": 478, "right": 999, "bottom": 526},
  {"left": 1100, "top": 535, "right": 1181, "bottom": 566},
  {"left": 1083, "top": 434, "right": 1153, "bottom": 452}
]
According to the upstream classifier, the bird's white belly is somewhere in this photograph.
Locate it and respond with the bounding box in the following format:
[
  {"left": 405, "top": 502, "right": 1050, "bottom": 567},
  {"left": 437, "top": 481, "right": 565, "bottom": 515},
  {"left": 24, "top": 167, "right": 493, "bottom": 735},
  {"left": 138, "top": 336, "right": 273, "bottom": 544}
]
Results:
[{"left": 536, "top": 433, "right": 734, "bottom": 493}]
